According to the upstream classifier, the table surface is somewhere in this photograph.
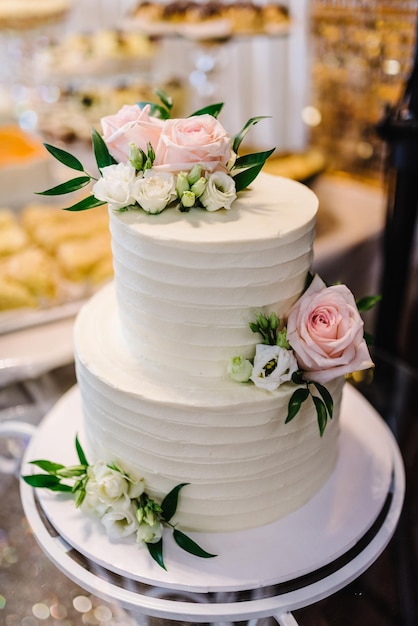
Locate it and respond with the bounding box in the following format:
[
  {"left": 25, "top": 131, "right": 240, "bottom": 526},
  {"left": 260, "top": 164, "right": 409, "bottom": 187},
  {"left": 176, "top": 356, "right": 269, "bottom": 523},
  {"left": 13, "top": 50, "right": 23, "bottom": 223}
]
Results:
[{"left": 0, "top": 348, "right": 417, "bottom": 626}]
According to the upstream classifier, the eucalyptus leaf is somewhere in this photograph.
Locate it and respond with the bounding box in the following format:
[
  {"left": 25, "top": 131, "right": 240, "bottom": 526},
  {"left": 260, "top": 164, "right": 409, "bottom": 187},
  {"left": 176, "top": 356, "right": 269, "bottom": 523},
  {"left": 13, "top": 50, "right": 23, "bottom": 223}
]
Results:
[
  {"left": 173, "top": 529, "right": 217, "bottom": 558},
  {"left": 232, "top": 116, "right": 270, "bottom": 154},
  {"left": 161, "top": 483, "right": 189, "bottom": 522},
  {"left": 146, "top": 538, "right": 166, "bottom": 570},
  {"left": 312, "top": 382, "right": 334, "bottom": 419},
  {"left": 313, "top": 396, "right": 328, "bottom": 437},
  {"left": 63, "top": 196, "right": 106, "bottom": 212},
  {"left": 285, "top": 387, "right": 309, "bottom": 423},
  {"left": 92, "top": 128, "right": 117, "bottom": 170},
  {"left": 36, "top": 176, "right": 91, "bottom": 196},
  {"left": 356, "top": 294, "right": 382, "bottom": 312},
  {"left": 43, "top": 143, "right": 84, "bottom": 171},
  {"left": 189, "top": 103, "right": 224, "bottom": 119},
  {"left": 75, "top": 435, "right": 89, "bottom": 466},
  {"left": 29, "top": 460, "right": 65, "bottom": 474}
]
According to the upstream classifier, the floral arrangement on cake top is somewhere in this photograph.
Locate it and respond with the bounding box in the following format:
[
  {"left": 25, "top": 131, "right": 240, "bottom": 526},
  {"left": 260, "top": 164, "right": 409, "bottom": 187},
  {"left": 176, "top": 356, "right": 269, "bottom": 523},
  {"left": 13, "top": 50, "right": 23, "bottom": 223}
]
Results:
[
  {"left": 23, "top": 437, "right": 215, "bottom": 570},
  {"left": 37, "top": 89, "right": 274, "bottom": 214},
  {"left": 228, "top": 274, "right": 379, "bottom": 435}
]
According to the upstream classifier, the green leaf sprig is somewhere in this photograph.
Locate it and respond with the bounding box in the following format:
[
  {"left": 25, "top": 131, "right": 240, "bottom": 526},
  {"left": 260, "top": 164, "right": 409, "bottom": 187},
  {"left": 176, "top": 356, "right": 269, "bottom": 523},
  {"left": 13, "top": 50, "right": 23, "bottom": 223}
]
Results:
[
  {"left": 22, "top": 437, "right": 216, "bottom": 570},
  {"left": 249, "top": 312, "right": 289, "bottom": 348},
  {"left": 285, "top": 371, "right": 334, "bottom": 437}
]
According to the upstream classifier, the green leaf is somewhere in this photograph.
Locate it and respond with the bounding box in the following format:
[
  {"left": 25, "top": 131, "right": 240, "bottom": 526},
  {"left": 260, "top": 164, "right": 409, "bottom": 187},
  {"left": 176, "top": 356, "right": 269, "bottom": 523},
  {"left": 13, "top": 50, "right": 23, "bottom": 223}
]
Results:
[
  {"left": 92, "top": 128, "right": 117, "bottom": 170},
  {"left": 312, "top": 382, "right": 334, "bottom": 419},
  {"left": 36, "top": 176, "right": 91, "bottom": 196},
  {"left": 43, "top": 143, "right": 84, "bottom": 171},
  {"left": 75, "top": 435, "right": 89, "bottom": 466},
  {"left": 232, "top": 116, "right": 270, "bottom": 154},
  {"left": 188, "top": 103, "right": 224, "bottom": 119},
  {"left": 22, "top": 474, "right": 63, "bottom": 488},
  {"left": 313, "top": 396, "right": 328, "bottom": 437},
  {"left": 285, "top": 387, "right": 309, "bottom": 423},
  {"left": 233, "top": 148, "right": 275, "bottom": 192},
  {"left": 233, "top": 149, "right": 276, "bottom": 170},
  {"left": 137, "top": 101, "right": 171, "bottom": 120},
  {"left": 232, "top": 162, "right": 264, "bottom": 193},
  {"left": 48, "top": 483, "right": 74, "bottom": 493},
  {"left": 291, "top": 370, "right": 305, "bottom": 385},
  {"left": 29, "top": 460, "right": 65, "bottom": 474},
  {"left": 173, "top": 529, "right": 217, "bottom": 558},
  {"left": 356, "top": 294, "right": 382, "bottom": 312},
  {"left": 161, "top": 483, "right": 189, "bottom": 522},
  {"left": 146, "top": 538, "right": 166, "bottom": 570},
  {"left": 364, "top": 330, "right": 374, "bottom": 346},
  {"left": 154, "top": 88, "right": 173, "bottom": 112},
  {"left": 63, "top": 196, "right": 106, "bottom": 212}
]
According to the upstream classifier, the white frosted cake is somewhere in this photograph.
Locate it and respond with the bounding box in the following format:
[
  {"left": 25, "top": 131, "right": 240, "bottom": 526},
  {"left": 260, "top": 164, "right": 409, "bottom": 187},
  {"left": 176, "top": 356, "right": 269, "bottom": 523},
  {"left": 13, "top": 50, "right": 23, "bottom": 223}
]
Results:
[
  {"left": 30, "top": 99, "right": 372, "bottom": 554},
  {"left": 74, "top": 173, "right": 344, "bottom": 532}
]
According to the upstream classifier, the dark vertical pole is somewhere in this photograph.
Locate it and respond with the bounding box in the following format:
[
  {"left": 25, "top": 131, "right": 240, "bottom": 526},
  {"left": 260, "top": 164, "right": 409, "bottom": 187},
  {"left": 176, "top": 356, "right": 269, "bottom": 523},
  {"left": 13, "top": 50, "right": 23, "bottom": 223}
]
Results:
[{"left": 375, "top": 16, "right": 418, "bottom": 356}]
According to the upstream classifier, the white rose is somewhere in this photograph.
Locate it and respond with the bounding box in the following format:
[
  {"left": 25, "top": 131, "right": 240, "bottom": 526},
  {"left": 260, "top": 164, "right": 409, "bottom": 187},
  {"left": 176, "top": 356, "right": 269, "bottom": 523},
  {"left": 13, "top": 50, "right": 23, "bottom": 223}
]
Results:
[
  {"left": 136, "top": 521, "right": 163, "bottom": 544},
  {"left": 250, "top": 344, "right": 298, "bottom": 392},
  {"left": 132, "top": 168, "right": 176, "bottom": 214},
  {"left": 200, "top": 171, "right": 236, "bottom": 211},
  {"left": 92, "top": 162, "right": 137, "bottom": 210},
  {"left": 101, "top": 494, "right": 139, "bottom": 538},
  {"left": 86, "top": 460, "right": 129, "bottom": 506}
]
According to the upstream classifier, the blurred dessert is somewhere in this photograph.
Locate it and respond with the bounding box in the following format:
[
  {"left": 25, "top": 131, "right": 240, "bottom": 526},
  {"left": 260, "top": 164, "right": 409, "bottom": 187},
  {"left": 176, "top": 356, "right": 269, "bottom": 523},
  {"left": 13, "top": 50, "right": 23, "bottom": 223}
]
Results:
[
  {"left": 0, "top": 0, "right": 72, "bottom": 30},
  {"left": 0, "top": 202, "right": 113, "bottom": 313},
  {"left": 41, "top": 29, "right": 155, "bottom": 79},
  {"left": 129, "top": 1, "right": 290, "bottom": 39},
  {"left": 37, "top": 79, "right": 186, "bottom": 144},
  {"left": 0, "top": 126, "right": 53, "bottom": 208}
]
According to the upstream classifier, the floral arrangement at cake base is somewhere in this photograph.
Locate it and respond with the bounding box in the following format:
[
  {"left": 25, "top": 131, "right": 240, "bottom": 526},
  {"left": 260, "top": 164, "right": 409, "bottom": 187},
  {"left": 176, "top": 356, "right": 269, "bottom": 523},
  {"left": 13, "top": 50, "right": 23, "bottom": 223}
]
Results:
[{"left": 22, "top": 437, "right": 216, "bottom": 570}]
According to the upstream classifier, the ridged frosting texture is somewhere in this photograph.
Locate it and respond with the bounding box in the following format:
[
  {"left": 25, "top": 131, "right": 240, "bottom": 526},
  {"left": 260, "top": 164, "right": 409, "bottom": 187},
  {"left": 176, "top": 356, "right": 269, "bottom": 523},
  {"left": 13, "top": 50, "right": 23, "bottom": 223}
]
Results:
[
  {"left": 74, "top": 173, "right": 345, "bottom": 533},
  {"left": 74, "top": 285, "right": 344, "bottom": 532},
  {"left": 109, "top": 173, "right": 318, "bottom": 376}
]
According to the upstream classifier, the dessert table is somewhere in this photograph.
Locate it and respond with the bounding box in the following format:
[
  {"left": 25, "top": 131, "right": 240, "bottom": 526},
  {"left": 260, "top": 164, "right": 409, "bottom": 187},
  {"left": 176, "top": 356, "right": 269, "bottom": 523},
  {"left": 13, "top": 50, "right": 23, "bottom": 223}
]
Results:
[{"left": 0, "top": 348, "right": 416, "bottom": 625}]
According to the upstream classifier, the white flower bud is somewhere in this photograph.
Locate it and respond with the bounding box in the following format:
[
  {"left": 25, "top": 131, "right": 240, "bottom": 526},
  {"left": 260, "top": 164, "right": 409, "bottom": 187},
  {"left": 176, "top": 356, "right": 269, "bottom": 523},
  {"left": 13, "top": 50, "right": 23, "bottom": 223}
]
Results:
[
  {"left": 181, "top": 190, "right": 196, "bottom": 208},
  {"left": 190, "top": 177, "right": 207, "bottom": 198},
  {"left": 187, "top": 163, "right": 202, "bottom": 185},
  {"left": 175, "top": 172, "right": 190, "bottom": 197},
  {"left": 227, "top": 356, "right": 253, "bottom": 382}
]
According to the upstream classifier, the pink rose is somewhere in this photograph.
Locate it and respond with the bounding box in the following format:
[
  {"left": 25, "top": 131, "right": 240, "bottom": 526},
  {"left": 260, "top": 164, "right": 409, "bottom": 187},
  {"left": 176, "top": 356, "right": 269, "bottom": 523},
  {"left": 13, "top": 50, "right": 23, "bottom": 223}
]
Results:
[
  {"left": 153, "top": 114, "right": 232, "bottom": 173},
  {"left": 286, "top": 274, "right": 374, "bottom": 384},
  {"left": 101, "top": 104, "right": 164, "bottom": 163}
]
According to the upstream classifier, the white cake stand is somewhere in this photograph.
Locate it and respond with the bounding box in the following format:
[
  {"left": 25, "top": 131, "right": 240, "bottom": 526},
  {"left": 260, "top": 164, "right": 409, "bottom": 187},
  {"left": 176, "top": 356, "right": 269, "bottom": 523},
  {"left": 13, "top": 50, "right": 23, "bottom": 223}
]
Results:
[{"left": 20, "top": 384, "right": 405, "bottom": 626}]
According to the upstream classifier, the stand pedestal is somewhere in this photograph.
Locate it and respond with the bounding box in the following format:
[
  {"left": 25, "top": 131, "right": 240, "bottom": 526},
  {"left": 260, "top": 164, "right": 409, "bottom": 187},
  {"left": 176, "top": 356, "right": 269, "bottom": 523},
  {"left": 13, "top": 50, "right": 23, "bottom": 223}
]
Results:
[{"left": 20, "top": 385, "right": 405, "bottom": 625}]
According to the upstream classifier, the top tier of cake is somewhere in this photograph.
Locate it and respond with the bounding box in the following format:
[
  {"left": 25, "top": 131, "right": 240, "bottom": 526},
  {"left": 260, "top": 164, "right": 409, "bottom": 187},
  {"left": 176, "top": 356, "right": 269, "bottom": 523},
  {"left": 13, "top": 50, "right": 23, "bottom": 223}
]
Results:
[{"left": 109, "top": 173, "right": 318, "bottom": 377}]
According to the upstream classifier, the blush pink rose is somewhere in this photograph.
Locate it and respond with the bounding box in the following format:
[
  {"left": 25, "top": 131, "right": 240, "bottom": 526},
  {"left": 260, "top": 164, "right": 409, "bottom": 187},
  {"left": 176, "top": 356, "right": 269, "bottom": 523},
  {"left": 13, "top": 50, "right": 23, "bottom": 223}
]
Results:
[
  {"left": 101, "top": 104, "right": 164, "bottom": 163},
  {"left": 286, "top": 274, "right": 374, "bottom": 384},
  {"left": 153, "top": 114, "right": 232, "bottom": 173}
]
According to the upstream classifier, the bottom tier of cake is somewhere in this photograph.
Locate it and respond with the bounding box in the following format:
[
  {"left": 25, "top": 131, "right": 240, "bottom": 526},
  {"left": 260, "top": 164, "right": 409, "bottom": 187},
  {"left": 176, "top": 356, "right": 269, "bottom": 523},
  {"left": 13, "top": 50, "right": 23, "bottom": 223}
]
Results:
[{"left": 74, "top": 283, "right": 345, "bottom": 533}]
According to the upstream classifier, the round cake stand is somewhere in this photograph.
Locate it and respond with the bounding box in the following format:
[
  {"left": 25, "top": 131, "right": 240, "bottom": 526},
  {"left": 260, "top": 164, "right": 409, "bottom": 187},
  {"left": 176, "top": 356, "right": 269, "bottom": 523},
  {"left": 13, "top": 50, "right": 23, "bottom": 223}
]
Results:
[{"left": 19, "top": 385, "right": 405, "bottom": 626}]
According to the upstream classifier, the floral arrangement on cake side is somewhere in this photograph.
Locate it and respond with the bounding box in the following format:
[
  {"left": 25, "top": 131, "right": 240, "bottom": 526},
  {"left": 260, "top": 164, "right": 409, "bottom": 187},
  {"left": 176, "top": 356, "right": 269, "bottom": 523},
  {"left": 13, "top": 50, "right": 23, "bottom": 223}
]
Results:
[
  {"left": 23, "top": 437, "right": 215, "bottom": 570},
  {"left": 228, "top": 274, "right": 379, "bottom": 435},
  {"left": 37, "top": 89, "right": 274, "bottom": 213}
]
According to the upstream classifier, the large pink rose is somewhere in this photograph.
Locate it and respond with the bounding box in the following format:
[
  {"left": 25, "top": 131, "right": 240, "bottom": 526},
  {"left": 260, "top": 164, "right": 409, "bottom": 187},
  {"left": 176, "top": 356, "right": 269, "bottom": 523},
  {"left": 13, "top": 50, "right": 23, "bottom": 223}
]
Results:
[
  {"left": 153, "top": 114, "right": 232, "bottom": 173},
  {"left": 101, "top": 104, "right": 164, "bottom": 163},
  {"left": 286, "top": 274, "right": 374, "bottom": 384}
]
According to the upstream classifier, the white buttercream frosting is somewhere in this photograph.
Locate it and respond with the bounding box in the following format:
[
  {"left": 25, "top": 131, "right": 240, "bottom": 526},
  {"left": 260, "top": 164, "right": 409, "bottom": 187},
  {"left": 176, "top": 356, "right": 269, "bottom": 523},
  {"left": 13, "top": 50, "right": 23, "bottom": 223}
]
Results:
[
  {"left": 74, "top": 173, "right": 345, "bottom": 532},
  {"left": 109, "top": 173, "right": 318, "bottom": 376}
]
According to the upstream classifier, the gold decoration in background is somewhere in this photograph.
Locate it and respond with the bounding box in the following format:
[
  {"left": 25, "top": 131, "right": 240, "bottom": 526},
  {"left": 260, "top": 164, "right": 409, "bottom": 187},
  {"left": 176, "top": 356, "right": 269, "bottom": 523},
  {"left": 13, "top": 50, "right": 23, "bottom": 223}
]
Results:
[{"left": 309, "top": 0, "right": 417, "bottom": 180}]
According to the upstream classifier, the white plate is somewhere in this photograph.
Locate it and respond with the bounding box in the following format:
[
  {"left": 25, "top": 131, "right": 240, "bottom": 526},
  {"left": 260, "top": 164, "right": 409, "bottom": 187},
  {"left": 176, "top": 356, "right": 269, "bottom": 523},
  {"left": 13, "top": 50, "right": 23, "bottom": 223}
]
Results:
[{"left": 22, "top": 384, "right": 395, "bottom": 593}]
